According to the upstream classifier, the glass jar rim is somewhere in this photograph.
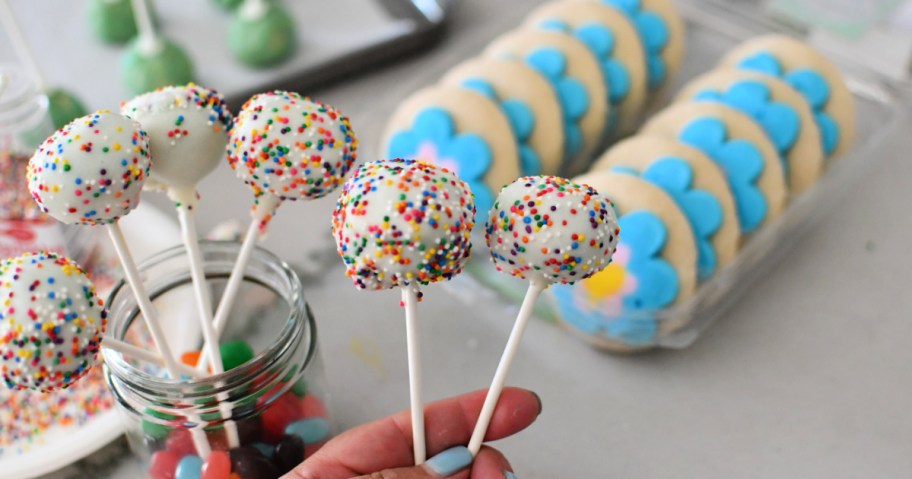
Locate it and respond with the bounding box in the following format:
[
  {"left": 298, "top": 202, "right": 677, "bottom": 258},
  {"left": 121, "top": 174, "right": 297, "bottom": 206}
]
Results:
[{"left": 103, "top": 240, "right": 317, "bottom": 399}]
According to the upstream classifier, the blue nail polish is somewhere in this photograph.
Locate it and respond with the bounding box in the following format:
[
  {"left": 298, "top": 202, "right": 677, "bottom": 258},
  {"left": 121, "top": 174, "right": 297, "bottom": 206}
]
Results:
[
  {"left": 505, "top": 471, "right": 517, "bottom": 479},
  {"left": 425, "top": 446, "right": 473, "bottom": 476}
]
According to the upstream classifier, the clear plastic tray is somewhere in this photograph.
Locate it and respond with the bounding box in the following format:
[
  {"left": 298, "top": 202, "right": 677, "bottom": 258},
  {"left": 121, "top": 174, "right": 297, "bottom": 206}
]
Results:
[{"left": 456, "top": 0, "right": 907, "bottom": 351}]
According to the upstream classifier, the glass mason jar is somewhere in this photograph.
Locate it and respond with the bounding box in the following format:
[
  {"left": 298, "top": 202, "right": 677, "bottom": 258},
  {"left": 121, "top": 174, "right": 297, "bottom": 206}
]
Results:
[{"left": 104, "top": 241, "right": 331, "bottom": 479}]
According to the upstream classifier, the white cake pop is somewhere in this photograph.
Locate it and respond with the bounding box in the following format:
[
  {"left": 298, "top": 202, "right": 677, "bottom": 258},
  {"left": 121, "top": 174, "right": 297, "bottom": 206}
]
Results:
[
  {"left": 485, "top": 175, "right": 620, "bottom": 286},
  {"left": 0, "top": 251, "right": 105, "bottom": 392},
  {"left": 332, "top": 158, "right": 476, "bottom": 291},
  {"left": 121, "top": 83, "right": 232, "bottom": 205},
  {"left": 27, "top": 111, "right": 151, "bottom": 225}
]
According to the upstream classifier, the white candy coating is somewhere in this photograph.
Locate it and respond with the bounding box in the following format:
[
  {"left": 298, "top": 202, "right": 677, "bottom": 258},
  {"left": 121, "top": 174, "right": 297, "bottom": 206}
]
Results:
[
  {"left": 0, "top": 252, "right": 105, "bottom": 392},
  {"left": 485, "top": 176, "right": 620, "bottom": 286},
  {"left": 28, "top": 111, "right": 151, "bottom": 225},
  {"left": 121, "top": 84, "right": 232, "bottom": 202}
]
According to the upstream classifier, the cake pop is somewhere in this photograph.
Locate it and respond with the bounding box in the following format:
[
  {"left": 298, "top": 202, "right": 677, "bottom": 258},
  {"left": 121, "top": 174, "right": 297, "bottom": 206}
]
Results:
[
  {"left": 86, "top": 0, "right": 138, "bottom": 44},
  {"left": 468, "top": 175, "right": 619, "bottom": 455},
  {"left": 228, "top": 0, "right": 296, "bottom": 68},
  {"left": 120, "top": 0, "right": 194, "bottom": 95},
  {"left": 332, "top": 158, "right": 475, "bottom": 463},
  {"left": 204, "top": 91, "right": 356, "bottom": 370},
  {"left": 0, "top": 251, "right": 105, "bottom": 392}
]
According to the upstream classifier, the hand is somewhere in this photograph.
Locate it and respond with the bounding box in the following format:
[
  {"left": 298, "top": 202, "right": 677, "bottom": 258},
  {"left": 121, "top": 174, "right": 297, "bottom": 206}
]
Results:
[{"left": 283, "top": 387, "right": 541, "bottom": 479}]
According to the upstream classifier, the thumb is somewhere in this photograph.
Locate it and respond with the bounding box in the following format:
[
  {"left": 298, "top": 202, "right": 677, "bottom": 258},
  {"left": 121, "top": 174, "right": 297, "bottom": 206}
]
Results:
[{"left": 353, "top": 446, "right": 514, "bottom": 479}]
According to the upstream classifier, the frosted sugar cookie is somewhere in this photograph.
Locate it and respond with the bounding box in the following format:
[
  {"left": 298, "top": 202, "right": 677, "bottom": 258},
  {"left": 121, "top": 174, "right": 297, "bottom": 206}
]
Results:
[
  {"left": 599, "top": 0, "right": 684, "bottom": 92},
  {"left": 720, "top": 34, "right": 854, "bottom": 158},
  {"left": 677, "top": 68, "right": 824, "bottom": 194},
  {"left": 441, "top": 57, "right": 564, "bottom": 176},
  {"left": 641, "top": 101, "right": 786, "bottom": 234},
  {"left": 593, "top": 135, "right": 739, "bottom": 281},
  {"left": 524, "top": 0, "right": 647, "bottom": 133},
  {"left": 382, "top": 85, "right": 519, "bottom": 217},
  {"left": 552, "top": 170, "right": 697, "bottom": 351},
  {"left": 485, "top": 29, "right": 608, "bottom": 174}
]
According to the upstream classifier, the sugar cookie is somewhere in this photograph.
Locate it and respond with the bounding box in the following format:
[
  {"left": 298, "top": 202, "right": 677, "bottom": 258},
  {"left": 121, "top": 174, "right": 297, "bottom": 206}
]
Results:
[
  {"left": 440, "top": 57, "right": 564, "bottom": 176},
  {"left": 382, "top": 85, "right": 520, "bottom": 217},
  {"left": 551, "top": 170, "right": 697, "bottom": 351},
  {"left": 720, "top": 34, "right": 854, "bottom": 158},
  {"left": 592, "top": 134, "right": 739, "bottom": 281},
  {"left": 485, "top": 29, "right": 607, "bottom": 174},
  {"left": 524, "top": 0, "right": 647, "bottom": 133},
  {"left": 677, "top": 68, "right": 824, "bottom": 194},
  {"left": 641, "top": 101, "right": 786, "bottom": 234}
]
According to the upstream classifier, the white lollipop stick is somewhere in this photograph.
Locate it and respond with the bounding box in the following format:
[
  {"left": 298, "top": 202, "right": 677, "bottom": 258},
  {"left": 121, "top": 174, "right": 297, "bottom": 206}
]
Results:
[
  {"left": 102, "top": 337, "right": 206, "bottom": 379},
  {"left": 467, "top": 281, "right": 545, "bottom": 456},
  {"left": 196, "top": 194, "right": 279, "bottom": 371},
  {"left": 402, "top": 285, "right": 426, "bottom": 464},
  {"left": 0, "top": 0, "right": 46, "bottom": 89},
  {"left": 130, "top": 0, "right": 160, "bottom": 53},
  {"left": 177, "top": 207, "right": 241, "bottom": 448},
  {"left": 106, "top": 222, "right": 212, "bottom": 457}
]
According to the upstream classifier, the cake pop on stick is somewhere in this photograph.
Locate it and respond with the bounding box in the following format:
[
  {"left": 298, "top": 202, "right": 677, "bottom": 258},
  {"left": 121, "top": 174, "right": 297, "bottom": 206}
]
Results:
[
  {"left": 467, "top": 176, "right": 619, "bottom": 456},
  {"left": 204, "top": 91, "right": 357, "bottom": 370},
  {"left": 333, "top": 159, "right": 476, "bottom": 464},
  {"left": 121, "top": 84, "right": 240, "bottom": 447},
  {"left": 27, "top": 111, "right": 212, "bottom": 456},
  {"left": 121, "top": 0, "right": 193, "bottom": 96},
  {"left": 228, "top": 0, "right": 296, "bottom": 68},
  {"left": 0, "top": 0, "right": 87, "bottom": 129}
]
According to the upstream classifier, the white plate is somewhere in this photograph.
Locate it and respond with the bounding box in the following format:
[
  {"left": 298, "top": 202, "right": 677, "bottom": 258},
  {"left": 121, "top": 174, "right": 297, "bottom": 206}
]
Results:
[{"left": 0, "top": 203, "right": 181, "bottom": 479}]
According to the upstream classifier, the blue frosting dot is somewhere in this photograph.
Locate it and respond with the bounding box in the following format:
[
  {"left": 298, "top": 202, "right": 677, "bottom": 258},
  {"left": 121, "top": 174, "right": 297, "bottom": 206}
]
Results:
[
  {"left": 694, "top": 80, "right": 800, "bottom": 177},
  {"left": 460, "top": 78, "right": 542, "bottom": 175},
  {"left": 525, "top": 47, "right": 589, "bottom": 162},
  {"left": 388, "top": 107, "right": 495, "bottom": 216},
  {"left": 601, "top": 0, "right": 669, "bottom": 89},
  {"left": 737, "top": 51, "right": 840, "bottom": 156},
  {"left": 679, "top": 116, "right": 767, "bottom": 233}
]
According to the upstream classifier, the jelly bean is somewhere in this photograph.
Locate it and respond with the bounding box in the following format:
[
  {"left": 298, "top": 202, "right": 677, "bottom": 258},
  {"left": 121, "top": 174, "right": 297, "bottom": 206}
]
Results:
[
  {"left": 259, "top": 393, "right": 304, "bottom": 443},
  {"left": 181, "top": 351, "right": 202, "bottom": 367},
  {"left": 284, "top": 418, "right": 329, "bottom": 445},
  {"left": 229, "top": 446, "right": 280, "bottom": 479},
  {"left": 291, "top": 377, "right": 308, "bottom": 397},
  {"left": 149, "top": 450, "right": 181, "bottom": 479},
  {"left": 143, "top": 408, "right": 179, "bottom": 440},
  {"left": 166, "top": 428, "right": 197, "bottom": 458},
  {"left": 274, "top": 434, "right": 304, "bottom": 475},
  {"left": 250, "top": 441, "right": 275, "bottom": 459},
  {"left": 175, "top": 455, "right": 203, "bottom": 479},
  {"left": 220, "top": 340, "right": 255, "bottom": 370},
  {"left": 300, "top": 395, "right": 327, "bottom": 419},
  {"left": 235, "top": 415, "right": 263, "bottom": 445},
  {"left": 201, "top": 450, "right": 231, "bottom": 479}
]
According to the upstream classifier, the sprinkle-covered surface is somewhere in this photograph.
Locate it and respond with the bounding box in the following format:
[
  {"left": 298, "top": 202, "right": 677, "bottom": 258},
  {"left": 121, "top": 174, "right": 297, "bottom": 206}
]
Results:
[
  {"left": 27, "top": 111, "right": 151, "bottom": 226},
  {"left": 227, "top": 91, "right": 357, "bottom": 203},
  {"left": 121, "top": 83, "right": 232, "bottom": 203},
  {"left": 332, "top": 159, "right": 475, "bottom": 291},
  {"left": 0, "top": 251, "right": 106, "bottom": 392},
  {"left": 485, "top": 176, "right": 620, "bottom": 286}
]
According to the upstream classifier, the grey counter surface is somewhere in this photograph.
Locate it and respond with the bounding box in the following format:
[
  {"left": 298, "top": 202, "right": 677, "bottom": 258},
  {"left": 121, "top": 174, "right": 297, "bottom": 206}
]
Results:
[{"left": 8, "top": 0, "right": 911, "bottom": 478}]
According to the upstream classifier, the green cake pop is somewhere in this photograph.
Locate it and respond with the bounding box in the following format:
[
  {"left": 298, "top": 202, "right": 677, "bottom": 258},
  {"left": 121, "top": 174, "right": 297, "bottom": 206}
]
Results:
[
  {"left": 119, "top": 0, "right": 194, "bottom": 95},
  {"left": 212, "top": 0, "right": 244, "bottom": 11},
  {"left": 46, "top": 88, "right": 88, "bottom": 129},
  {"left": 228, "top": 0, "right": 296, "bottom": 68},
  {"left": 86, "top": 0, "right": 137, "bottom": 44}
]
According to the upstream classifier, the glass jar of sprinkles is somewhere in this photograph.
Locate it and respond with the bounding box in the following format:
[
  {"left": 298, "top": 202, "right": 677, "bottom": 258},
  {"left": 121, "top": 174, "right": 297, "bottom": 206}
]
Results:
[{"left": 104, "top": 241, "right": 331, "bottom": 479}]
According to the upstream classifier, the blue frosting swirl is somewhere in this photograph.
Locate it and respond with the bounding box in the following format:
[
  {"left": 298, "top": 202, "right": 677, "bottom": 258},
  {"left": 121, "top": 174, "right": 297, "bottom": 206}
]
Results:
[
  {"left": 460, "top": 78, "right": 542, "bottom": 176},
  {"left": 678, "top": 116, "right": 767, "bottom": 233},
  {"left": 736, "top": 51, "right": 839, "bottom": 156},
  {"left": 387, "top": 107, "right": 494, "bottom": 215}
]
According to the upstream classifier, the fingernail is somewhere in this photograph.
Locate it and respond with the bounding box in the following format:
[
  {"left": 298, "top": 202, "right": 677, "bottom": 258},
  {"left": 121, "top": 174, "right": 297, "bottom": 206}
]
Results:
[
  {"left": 530, "top": 390, "right": 542, "bottom": 415},
  {"left": 505, "top": 471, "right": 518, "bottom": 479},
  {"left": 425, "top": 446, "right": 473, "bottom": 476}
]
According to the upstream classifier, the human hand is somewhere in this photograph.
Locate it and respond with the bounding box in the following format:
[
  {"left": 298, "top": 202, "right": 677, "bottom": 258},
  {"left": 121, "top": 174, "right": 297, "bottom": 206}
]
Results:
[{"left": 282, "top": 387, "right": 541, "bottom": 479}]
